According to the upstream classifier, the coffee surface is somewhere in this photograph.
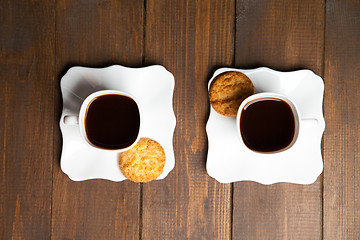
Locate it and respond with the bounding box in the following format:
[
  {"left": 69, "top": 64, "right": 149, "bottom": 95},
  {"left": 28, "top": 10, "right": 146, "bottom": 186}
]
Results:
[
  {"left": 240, "top": 98, "right": 295, "bottom": 152},
  {"left": 85, "top": 94, "right": 140, "bottom": 150}
]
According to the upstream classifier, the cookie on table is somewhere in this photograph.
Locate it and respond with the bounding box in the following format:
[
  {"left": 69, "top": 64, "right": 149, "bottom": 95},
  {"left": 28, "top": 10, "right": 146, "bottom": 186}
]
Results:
[
  {"left": 119, "top": 138, "right": 166, "bottom": 183},
  {"left": 209, "top": 71, "right": 255, "bottom": 117}
]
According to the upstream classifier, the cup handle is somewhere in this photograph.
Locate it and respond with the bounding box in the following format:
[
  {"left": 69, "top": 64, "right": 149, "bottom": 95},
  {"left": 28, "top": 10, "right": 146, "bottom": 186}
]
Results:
[
  {"left": 63, "top": 115, "right": 79, "bottom": 125},
  {"left": 301, "top": 118, "right": 318, "bottom": 127}
]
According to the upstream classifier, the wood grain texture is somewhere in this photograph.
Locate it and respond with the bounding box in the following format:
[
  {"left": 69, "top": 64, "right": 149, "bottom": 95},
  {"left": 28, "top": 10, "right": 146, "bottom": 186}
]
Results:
[
  {"left": 0, "top": 0, "right": 55, "bottom": 239},
  {"left": 1, "top": 1, "right": 360, "bottom": 239},
  {"left": 142, "top": 0, "right": 234, "bottom": 239},
  {"left": 323, "top": 0, "right": 360, "bottom": 239},
  {"left": 233, "top": 1, "right": 324, "bottom": 239},
  {"left": 51, "top": 1, "right": 143, "bottom": 239}
]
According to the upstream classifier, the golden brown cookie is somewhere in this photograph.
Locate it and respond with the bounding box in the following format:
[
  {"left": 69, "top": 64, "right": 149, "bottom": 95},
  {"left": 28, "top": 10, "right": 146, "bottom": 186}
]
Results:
[
  {"left": 119, "top": 138, "right": 166, "bottom": 183},
  {"left": 209, "top": 71, "right": 255, "bottom": 117}
]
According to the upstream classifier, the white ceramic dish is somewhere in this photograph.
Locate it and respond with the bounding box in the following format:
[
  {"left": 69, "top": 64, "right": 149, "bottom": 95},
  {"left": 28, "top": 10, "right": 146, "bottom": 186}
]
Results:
[
  {"left": 60, "top": 65, "right": 176, "bottom": 182},
  {"left": 206, "top": 67, "right": 325, "bottom": 184}
]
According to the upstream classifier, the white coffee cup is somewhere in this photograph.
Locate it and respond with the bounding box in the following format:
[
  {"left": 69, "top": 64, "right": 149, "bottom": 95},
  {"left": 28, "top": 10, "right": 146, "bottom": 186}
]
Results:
[
  {"left": 63, "top": 90, "right": 142, "bottom": 152},
  {"left": 236, "top": 92, "right": 316, "bottom": 153}
]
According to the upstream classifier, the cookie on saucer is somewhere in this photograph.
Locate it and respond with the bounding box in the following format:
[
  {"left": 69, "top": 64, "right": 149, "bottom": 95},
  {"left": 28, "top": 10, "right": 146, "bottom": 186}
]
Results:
[
  {"left": 119, "top": 138, "right": 165, "bottom": 183},
  {"left": 209, "top": 71, "right": 255, "bottom": 117}
]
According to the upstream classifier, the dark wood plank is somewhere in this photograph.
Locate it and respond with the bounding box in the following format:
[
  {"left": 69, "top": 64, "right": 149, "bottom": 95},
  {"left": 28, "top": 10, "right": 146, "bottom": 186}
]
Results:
[
  {"left": 233, "top": 1, "right": 324, "bottom": 239},
  {"left": 142, "top": 0, "right": 234, "bottom": 239},
  {"left": 51, "top": 1, "right": 143, "bottom": 239},
  {"left": 0, "top": 0, "right": 55, "bottom": 239},
  {"left": 323, "top": 0, "right": 360, "bottom": 239}
]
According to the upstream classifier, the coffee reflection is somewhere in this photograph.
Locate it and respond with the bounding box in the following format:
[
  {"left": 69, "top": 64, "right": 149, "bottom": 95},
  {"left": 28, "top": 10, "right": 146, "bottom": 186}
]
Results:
[
  {"left": 84, "top": 94, "right": 140, "bottom": 150},
  {"left": 240, "top": 97, "right": 295, "bottom": 153}
]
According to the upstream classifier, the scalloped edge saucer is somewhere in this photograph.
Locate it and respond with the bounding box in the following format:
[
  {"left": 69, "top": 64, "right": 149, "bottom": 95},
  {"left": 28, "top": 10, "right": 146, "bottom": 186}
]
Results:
[
  {"left": 60, "top": 65, "right": 176, "bottom": 182},
  {"left": 206, "top": 67, "right": 325, "bottom": 185}
]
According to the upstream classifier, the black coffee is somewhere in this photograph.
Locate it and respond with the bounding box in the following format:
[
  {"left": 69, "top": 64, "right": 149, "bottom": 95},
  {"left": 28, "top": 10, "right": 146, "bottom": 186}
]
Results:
[
  {"left": 240, "top": 97, "right": 295, "bottom": 152},
  {"left": 85, "top": 94, "right": 140, "bottom": 150}
]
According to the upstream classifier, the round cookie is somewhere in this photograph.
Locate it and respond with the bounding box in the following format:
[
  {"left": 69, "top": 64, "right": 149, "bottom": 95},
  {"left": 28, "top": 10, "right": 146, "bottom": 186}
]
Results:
[
  {"left": 119, "top": 138, "right": 166, "bottom": 183},
  {"left": 209, "top": 71, "right": 255, "bottom": 117}
]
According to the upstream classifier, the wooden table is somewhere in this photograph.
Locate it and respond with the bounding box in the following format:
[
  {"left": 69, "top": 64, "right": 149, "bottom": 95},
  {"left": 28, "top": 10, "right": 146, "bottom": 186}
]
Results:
[{"left": 1, "top": 0, "right": 359, "bottom": 239}]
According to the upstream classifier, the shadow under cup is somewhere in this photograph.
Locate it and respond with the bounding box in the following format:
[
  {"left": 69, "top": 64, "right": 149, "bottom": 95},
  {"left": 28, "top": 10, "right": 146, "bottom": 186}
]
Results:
[{"left": 236, "top": 93, "right": 300, "bottom": 154}]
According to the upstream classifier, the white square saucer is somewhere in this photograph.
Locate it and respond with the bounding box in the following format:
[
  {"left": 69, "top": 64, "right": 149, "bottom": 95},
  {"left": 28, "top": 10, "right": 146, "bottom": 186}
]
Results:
[
  {"left": 60, "top": 65, "right": 176, "bottom": 182},
  {"left": 206, "top": 67, "right": 325, "bottom": 184}
]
